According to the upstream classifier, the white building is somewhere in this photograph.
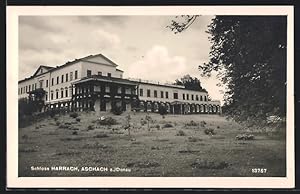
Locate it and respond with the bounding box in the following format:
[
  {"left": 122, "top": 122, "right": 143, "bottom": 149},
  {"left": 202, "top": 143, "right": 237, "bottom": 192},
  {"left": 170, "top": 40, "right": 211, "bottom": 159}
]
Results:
[{"left": 18, "top": 53, "right": 221, "bottom": 114}]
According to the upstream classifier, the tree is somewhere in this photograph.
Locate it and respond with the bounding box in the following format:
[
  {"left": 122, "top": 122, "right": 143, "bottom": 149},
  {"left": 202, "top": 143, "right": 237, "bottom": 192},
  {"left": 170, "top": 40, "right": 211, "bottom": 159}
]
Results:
[
  {"left": 175, "top": 74, "right": 207, "bottom": 92},
  {"left": 168, "top": 16, "right": 287, "bottom": 125}
]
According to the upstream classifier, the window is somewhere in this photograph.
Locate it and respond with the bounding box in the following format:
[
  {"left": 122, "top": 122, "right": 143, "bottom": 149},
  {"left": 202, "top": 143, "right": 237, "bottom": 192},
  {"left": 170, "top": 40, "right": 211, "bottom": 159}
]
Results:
[
  {"left": 21, "top": 88, "right": 23, "bottom": 94},
  {"left": 187, "top": 94, "right": 189, "bottom": 100},
  {"left": 75, "top": 70, "right": 78, "bottom": 79},
  {"left": 45, "top": 94, "right": 48, "bottom": 101},
  {"left": 173, "top": 92, "right": 178, "bottom": 99},
  {"left": 57, "top": 76, "right": 59, "bottom": 84},
  {"left": 39, "top": 80, "right": 43, "bottom": 88},
  {"left": 98, "top": 71, "right": 102, "bottom": 76},
  {"left": 26, "top": 86, "right": 28, "bottom": 92},
  {"left": 70, "top": 72, "right": 73, "bottom": 81},
  {"left": 61, "top": 90, "right": 64, "bottom": 98},
  {"left": 200, "top": 95, "right": 203, "bottom": 101},
  {"left": 154, "top": 90, "right": 157, "bottom": 98},
  {"left": 69, "top": 87, "right": 73, "bottom": 96},
  {"left": 117, "top": 86, "right": 122, "bottom": 94},
  {"left": 139, "top": 89, "right": 143, "bottom": 96},
  {"left": 61, "top": 75, "right": 64, "bottom": 83},
  {"left": 160, "top": 91, "right": 164, "bottom": 98},
  {"left": 56, "top": 91, "right": 59, "bottom": 99},
  {"left": 66, "top": 73, "right": 68, "bottom": 82},
  {"left": 125, "top": 88, "right": 131, "bottom": 94},
  {"left": 87, "top": 70, "right": 92, "bottom": 77},
  {"left": 65, "top": 88, "right": 68, "bottom": 97},
  {"left": 40, "top": 69, "right": 43, "bottom": 73},
  {"left": 105, "top": 86, "right": 110, "bottom": 93},
  {"left": 165, "top": 91, "right": 169, "bottom": 99},
  {"left": 32, "top": 84, "right": 34, "bottom": 90},
  {"left": 204, "top": 96, "right": 207, "bottom": 101},
  {"left": 94, "top": 85, "right": 101, "bottom": 92},
  {"left": 51, "top": 92, "right": 53, "bottom": 100},
  {"left": 51, "top": 78, "right": 54, "bottom": 86},
  {"left": 147, "top": 89, "right": 151, "bottom": 97},
  {"left": 107, "top": 73, "right": 111, "bottom": 77},
  {"left": 29, "top": 85, "right": 31, "bottom": 91},
  {"left": 196, "top": 95, "right": 199, "bottom": 101},
  {"left": 192, "top": 94, "right": 194, "bottom": 101},
  {"left": 46, "top": 80, "right": 48, "bottom": 87},
  {"left": 182, "top": 93, "right": 185, "bottom": 100}
]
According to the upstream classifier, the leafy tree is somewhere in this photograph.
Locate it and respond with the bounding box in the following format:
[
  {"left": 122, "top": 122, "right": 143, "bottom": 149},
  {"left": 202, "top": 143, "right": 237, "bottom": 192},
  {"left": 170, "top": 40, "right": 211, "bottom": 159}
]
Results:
[
  {"left": 158, "top": 105, "right": 167, "bottom": 118},
  {"left": 175, "top": 74, "right": 207, "bottom": 92},
  {"left": 168, "top": 16, "right": 287, "bottom": 125}
]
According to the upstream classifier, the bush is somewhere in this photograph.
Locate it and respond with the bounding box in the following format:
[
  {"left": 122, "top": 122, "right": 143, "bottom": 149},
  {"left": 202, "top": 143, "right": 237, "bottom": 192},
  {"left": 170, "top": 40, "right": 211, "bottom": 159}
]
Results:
[
  {"left": 140, "top": 119, "right": 147, "bottom": 126},
  {"left": 94, "top": 133, "right": 109, "bottom": 138},
  {"left": 162, "top": 123, "right": 173, "bottom": 128},
  {"left": 59, "top": 124, "right": 69, "bottom": 129},
  {"left": 87, "top": 125, "right": 95, "bottom": 131},
  {"left": 204, "top": 128, "right": 216, "bottom": 135},
  {"left": 200, "top": 121, "right": 207, "bottom": 128},
  {"left": 158, "top": 105, "right": 167, "bottom": 117},
  {"left": 176, "top": 130, "right": 186, "bottom": 136},
  {"left": 235, "top": 134, "right": 255, "bottom": 140},
  {"left": 186, "top": 120, "right": 198, "bottom": 127},
  {"left": 111, "top": 106, "right": 123, "bottom": 115},
  {"left": 72, "top": 131, "right": 78, "bottom": 135},
  {"left": 70, "top": 112, "right": 79, "bottom": 118},
  {"left": 187, "top": 136, "right": 202, "bottom": 142},
  {"left": 76, "top": 118, "right": 81, "bottom": 122},
  {"left": 98, "top": 117, "right": 118, "bottom": 125}
]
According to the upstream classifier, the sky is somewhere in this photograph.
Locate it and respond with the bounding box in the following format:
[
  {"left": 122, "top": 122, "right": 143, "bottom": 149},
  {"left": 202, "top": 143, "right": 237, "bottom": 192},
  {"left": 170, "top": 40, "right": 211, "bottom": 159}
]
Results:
[{"left": 19, "top": 15, "right": 225, "bottom": 103}]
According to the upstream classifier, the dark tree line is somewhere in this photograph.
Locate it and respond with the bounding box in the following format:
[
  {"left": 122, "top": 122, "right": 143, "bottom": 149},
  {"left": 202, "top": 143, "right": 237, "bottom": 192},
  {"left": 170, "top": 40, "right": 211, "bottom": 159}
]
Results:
[
  {"left": 175, "top": 74, "right": 207, "bottom": 92},
  {"left": 169, "top": 16, "right": 287, "bottom": 125}
]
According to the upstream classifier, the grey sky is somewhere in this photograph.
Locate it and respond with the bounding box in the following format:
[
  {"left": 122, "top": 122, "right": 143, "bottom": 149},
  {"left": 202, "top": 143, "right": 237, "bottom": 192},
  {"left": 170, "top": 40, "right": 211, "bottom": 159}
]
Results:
[{"left": 19, "top": 15, "right": 224, "bottom": 102}]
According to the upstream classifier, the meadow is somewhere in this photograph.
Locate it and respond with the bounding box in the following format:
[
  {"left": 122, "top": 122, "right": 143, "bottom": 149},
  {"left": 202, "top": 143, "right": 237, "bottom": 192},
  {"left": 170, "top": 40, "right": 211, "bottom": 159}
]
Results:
[{"left": 19, "top": 111, "right": 286, "bottom": 177}]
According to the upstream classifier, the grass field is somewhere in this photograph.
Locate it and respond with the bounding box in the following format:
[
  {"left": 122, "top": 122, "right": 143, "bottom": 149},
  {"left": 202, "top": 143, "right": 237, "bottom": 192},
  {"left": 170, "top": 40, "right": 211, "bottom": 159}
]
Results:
[{"left": 19, "top": 111, "right": 286, "bottom": 177}]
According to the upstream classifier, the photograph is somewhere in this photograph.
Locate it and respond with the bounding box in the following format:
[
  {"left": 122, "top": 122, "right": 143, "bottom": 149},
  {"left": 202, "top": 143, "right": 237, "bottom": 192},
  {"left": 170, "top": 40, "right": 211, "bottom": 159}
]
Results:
[{"left": 6, "top": 6, "right": 294, "bottom": 188}]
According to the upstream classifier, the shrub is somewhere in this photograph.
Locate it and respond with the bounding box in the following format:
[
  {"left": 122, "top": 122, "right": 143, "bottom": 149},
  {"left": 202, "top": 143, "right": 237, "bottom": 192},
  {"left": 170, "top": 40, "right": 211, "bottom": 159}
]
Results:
[
  {"left": 72, "top": 131, "right": 78, "bottom": 135},
  {"left": 158, "top": 105, "right": 167, "bottom": 117},
  {"left": 98, "top": 117, "right": 118, "bottom": 125},
  {"left": 94, "top": 133, "right": 109, "bottom": 138},
  {"left": 204, "top": 128, "right": 216, "bottom": 135},
  {"left": 111, "top": 105, "right": 123, "bottom": 115},
  {"left": 162, "top": 123, "right": 173, "bottom": 128},
  {"left": 70, "top": 126, "right": 79, "bottom": 131},
  {"left": 70, "top": 112, "right": 79, "bottom": 118},
  {"left": 140, "top": 119, "right": 147, "bottom": 126},
  {"left": 176, "top": 130, "right": 186, "bottom": 136},
  {"left": 59, "top": 124, "right": 69, "bottom": 129},
  {"left": 235, "top": 134, "right": 255, "bottom": 140},
  {"left": 187, "top": 136, "right": 202, "bottom": 142},
  {"left": 76, "top": 118, "right": 81, "bottom": 122},
  {"left": 87, "top": 125, "right": 95, "bottom": 131},
  {"left": 186, "top": 120, "right": 198, "bottom": 126},
  {"left": 200, "top": 121, "right": 207, "bottom": 128},
  {"left": 49, "top": 110, "right": 56, "bottom": 118}
]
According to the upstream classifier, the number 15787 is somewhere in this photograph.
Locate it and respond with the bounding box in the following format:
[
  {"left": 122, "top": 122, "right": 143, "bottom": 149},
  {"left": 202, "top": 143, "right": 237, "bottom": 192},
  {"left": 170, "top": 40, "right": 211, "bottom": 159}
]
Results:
[{"left": 252, "top": 168, "right": 267, "bottom": 173}]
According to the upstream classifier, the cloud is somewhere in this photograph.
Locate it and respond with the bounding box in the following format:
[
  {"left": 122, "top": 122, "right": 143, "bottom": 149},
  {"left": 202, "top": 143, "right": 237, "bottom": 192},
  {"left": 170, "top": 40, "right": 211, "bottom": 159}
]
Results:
[
  {"left": 19, "top": 16, "right": 122, "bottom": 78},
  {"left": 127, "top": 45, "right": 188, "bottom": 82},
  {"left": 75, "top": 16, "right": 128, "bottom": 27}
]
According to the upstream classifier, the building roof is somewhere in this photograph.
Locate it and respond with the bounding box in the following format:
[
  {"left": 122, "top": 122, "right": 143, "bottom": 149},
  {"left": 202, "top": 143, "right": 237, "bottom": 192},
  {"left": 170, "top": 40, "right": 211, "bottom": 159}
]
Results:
[
  {"left": 19, "top": 53, "right": 122, "bottom": 83},
  {"left": 72, "top": 75, "right": 138, "bottom": 86}
]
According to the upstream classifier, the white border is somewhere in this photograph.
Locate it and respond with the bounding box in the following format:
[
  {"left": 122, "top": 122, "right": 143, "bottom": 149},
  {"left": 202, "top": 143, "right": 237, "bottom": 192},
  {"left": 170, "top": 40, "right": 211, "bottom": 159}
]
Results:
[{"left": 7, "top": 6, "right": 295, "bottom": 188}]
